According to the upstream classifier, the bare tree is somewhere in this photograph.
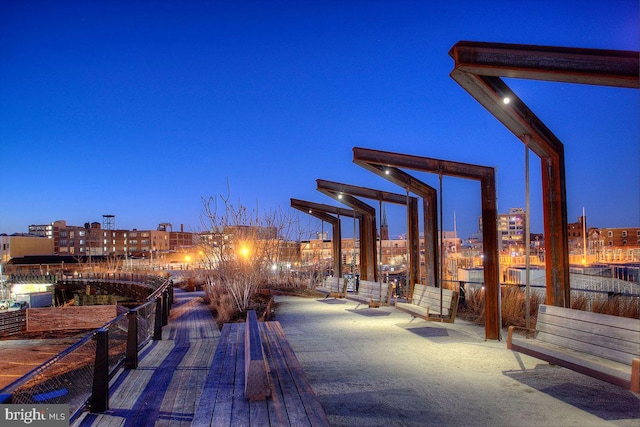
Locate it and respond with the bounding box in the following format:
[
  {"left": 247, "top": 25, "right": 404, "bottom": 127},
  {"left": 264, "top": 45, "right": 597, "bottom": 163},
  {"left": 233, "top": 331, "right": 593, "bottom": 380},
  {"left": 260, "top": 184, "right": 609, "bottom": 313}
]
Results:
[{"left": 199, "top": 184, "right": 309, "bottom": 315}]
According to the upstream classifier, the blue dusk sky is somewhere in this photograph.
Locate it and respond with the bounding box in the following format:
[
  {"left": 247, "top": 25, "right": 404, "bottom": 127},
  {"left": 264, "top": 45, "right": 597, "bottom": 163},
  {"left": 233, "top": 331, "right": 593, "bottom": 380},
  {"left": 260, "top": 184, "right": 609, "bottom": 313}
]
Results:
[{"left": 1, "top": 0, "right": 638, "bottom": 240}]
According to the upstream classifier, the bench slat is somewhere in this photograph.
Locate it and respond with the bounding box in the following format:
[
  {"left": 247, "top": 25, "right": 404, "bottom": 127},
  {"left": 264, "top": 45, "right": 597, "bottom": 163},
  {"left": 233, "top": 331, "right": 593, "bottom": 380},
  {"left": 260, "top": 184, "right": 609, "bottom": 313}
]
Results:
[
  {"left": 537, "top": 318, "right": 640, "bottom": 364},
  {"left": 535, "top": 329, "right": 637, "bottom": 366},
  {"left": 263, "top": 322, "right": 330, "bottom": 427},
  {"left": 509, "top": 335, "right": 633, "bottom": 389},
  {"left": 540, "top": 304, "right": 640, "bottom": 332},
  {"left": 263, "top": 324, "right": 312, "bottom": 426},
  {"left": 396, "top": 284, "right": 458, "bottom": 321},
  {"left": 538, "top": 314, "right": 640, "bottom": 345},
  {"left": 395, "top": 302, "right": 429, "bottom": 319},
  {"left": 195, "top": 320, "right": 330, "bottom": 426},
  {"left": 508, "top": 305, "right": 640, "bottom": 392}
]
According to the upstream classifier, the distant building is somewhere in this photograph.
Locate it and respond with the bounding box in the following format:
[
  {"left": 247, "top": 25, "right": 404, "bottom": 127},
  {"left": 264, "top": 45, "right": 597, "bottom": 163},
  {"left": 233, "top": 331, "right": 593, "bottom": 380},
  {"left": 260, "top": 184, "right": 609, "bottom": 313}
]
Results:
[
  {"left": 0, "top": 234, "right": 55, "bottom": 264},
  {"left": 169, "top": 225, "right": 197, "bottom": 250},
  {"left": 567, "top": 215, "right": 586, "bottom": 241},
  {"left": 597, "top": 227, "right": 640, "bottom": 247},
  {"left": 589, "top": 227, "right": 640, "bottom": 263},
  {"left": 479, "top": 208, "right": 526, "bottom": 251}
]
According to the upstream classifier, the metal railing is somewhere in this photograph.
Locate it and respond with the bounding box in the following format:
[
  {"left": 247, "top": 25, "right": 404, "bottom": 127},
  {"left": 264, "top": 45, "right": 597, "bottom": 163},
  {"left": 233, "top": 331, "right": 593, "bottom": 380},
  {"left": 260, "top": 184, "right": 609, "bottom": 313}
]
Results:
[
  {"left": 0, "top": 275, "right": 173, "bottom": 422},
  {"left": 9, "top": 272, "right": 167, "bottom": 287}
]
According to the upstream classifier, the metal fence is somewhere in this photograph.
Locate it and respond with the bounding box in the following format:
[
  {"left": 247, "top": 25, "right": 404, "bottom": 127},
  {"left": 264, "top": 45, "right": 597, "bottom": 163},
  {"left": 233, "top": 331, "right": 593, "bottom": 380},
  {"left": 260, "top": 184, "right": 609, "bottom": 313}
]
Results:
[
  {"left": 0, "top": 276, "right": 173, "bottom": 422},
  {"left": 457, "top": 275, "right": 640, "bottom": 315},
  {"left": 0, "top": 309, "right": 26, "bottom": 336}
]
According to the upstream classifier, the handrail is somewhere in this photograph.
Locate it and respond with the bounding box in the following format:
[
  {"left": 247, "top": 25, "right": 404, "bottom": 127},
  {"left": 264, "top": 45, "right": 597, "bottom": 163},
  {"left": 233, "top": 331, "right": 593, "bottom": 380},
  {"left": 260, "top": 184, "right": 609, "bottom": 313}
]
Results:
[{"left": 0, "top": 275, "right": 174, "bottom": 422}]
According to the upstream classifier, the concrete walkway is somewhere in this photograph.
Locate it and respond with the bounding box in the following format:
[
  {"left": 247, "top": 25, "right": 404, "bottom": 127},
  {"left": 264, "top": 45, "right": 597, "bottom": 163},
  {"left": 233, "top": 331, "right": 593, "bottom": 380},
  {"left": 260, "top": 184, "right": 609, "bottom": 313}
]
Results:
[{"left": 273, "top": 295, "right": 640, "bottom": 427}]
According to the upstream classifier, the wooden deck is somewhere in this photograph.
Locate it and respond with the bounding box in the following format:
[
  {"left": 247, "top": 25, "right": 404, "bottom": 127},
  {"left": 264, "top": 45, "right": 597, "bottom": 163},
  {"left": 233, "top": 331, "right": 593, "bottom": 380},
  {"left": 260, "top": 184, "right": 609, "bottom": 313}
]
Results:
[
  {"left": 73, "top": 289, "right": 220, "bottom": 427},
  {"left": 193, "top": 321, "right": 330, "bottom": 427}
]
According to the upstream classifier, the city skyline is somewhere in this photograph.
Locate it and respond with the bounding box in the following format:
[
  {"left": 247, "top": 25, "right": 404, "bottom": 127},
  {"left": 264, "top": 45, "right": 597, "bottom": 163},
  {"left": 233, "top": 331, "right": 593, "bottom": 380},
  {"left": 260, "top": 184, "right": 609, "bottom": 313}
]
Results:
[{"left": 1, "top": 1, "right": 638, "bottom": 240}]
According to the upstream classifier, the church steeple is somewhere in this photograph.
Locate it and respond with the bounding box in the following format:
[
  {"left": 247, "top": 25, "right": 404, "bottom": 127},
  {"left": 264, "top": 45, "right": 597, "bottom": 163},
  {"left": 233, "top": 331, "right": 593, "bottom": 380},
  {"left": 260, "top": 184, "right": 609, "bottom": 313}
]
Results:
[{"left": 380, "top": 204, "right": 389, "bottom": 240}]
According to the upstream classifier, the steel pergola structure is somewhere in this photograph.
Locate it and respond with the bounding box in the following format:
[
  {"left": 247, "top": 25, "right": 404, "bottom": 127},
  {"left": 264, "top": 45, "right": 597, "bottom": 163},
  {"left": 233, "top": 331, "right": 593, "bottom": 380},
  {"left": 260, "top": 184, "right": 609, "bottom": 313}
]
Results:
[{"left": 449, "top": 41, "right": 639, "bottom": 308}]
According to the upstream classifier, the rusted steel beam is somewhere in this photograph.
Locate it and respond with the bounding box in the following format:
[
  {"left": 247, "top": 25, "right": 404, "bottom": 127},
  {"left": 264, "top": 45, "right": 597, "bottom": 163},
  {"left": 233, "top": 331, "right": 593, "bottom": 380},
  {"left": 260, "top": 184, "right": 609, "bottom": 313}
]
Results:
[
  {"left": 353, "top": 147, "right": 500, "bottom": 340},
  {"left": 541, "top": 154, "right": 571, "bottom": 307},
  {"left": 352, "top": 157, "right": 438, "bottom": 288},
  {"left": 290, "top": 198, "right": 361, "bottom": 220},
  {"left": 315, "top": 179, "right": 421, "bottom": 286},
  {"left": 353, "top": 147, "right": 494, "bottom": 180},
  {"left": 316, "top": 180, "right": 378, "bottom": 281},
  {"left": 447, "top": 41, "right": 635, "bottom": 308},
  {"left": 449, "top": 41, "right": 639, "bottom": 88},
  {"left": 316, "top": 179, "right": 412, "bottom": 205},
  {"left": 291, "top": 198, "right": 360, "bottom": 279},
  {"left": 407, "top": 196, "right": 420, "bottom": 292}
]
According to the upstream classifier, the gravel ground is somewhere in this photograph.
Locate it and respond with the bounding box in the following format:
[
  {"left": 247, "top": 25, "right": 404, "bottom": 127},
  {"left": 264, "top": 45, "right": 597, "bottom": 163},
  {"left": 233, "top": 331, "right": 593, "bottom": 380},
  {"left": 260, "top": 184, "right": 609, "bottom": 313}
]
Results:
[{"left": 273, "top": 295, "right": 640, "bottom": 427}]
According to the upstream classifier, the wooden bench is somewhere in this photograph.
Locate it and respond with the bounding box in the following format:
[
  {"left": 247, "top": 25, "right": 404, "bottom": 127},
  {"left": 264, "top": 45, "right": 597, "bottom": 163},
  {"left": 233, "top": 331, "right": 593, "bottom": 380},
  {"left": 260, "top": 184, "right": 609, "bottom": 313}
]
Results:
[
  {"left": 507, "top": 304, "right": 640, "bottom": 393},
  {"left": 395, "top": 284, "right": 459, "bottom": 323},
  {"left": 193, "top": 311, "right": 330, "bottom": 426},
  {"left": 244, "top": 310, "right": 271, "bottom": 400},
  {"left": 348, "top": 280, "right": 392, "bottom": 308},
  {"left": 316, "top": 276, "right": 347, "bottom": 299}
]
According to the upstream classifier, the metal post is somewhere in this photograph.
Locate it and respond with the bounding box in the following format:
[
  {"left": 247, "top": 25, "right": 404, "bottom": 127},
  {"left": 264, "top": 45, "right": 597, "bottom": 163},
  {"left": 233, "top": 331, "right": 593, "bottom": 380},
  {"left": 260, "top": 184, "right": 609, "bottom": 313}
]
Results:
[
  {"left": 525, "top": 138, "right": 531, "bottom": 330},
  {"left": 438, "top": 173, "right": 444, "bottom": 317},
  {"left": 125, "top": 309, "right": 138, "bottom": 369},
  {"left": 162, "top": 290, "right": 169, "bottom": 326},
  {"left": 378, "top": 199, "right": 383, "bottom": 301},
  {"left": 154, "top": 296, "right": 163, "bottom": 340},
  {"left": 91, "top": 328, "right": 109, "bottom": 412}
]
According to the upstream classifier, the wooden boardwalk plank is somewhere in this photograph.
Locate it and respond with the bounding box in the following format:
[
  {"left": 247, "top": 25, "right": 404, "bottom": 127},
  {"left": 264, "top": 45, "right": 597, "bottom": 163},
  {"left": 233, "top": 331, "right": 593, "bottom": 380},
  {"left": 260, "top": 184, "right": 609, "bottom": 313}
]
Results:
[
  {"left": 211, "top": 324, "right": 240, "bottom": 426},
  {"left": 73, "top": 290, "right": 219, "bottom": 427},
  {"left": 191, "top": 324, "right": 232, "bottom": 427}
]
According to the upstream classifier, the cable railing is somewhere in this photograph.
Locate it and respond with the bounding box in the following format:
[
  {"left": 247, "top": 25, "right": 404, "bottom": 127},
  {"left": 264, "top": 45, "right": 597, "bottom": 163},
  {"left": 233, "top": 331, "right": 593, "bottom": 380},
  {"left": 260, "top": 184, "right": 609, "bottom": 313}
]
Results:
[{"left": 0, "top": 275, "right": 173, "bottom": 422}]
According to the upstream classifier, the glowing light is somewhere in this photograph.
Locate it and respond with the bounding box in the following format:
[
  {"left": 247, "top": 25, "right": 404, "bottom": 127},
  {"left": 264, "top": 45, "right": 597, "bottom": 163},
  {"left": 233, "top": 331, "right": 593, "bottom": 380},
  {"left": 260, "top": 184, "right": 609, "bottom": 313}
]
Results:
[{"left": 503, "top": 97, "right": 511, "bottom": 104}]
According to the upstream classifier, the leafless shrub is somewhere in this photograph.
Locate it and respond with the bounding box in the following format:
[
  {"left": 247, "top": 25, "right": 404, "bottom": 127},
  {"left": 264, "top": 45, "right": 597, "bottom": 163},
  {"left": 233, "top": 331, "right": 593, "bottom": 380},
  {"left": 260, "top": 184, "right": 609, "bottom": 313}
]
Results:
[
  {"left": 500, "top": 286, "right": 543, "bottom": 328},
  {"left": 461, "top": 286, "right": 638, "bottom": 328},
  {"left": 199, "top": 182, "right": 307, "bottom": 322},
  {"left": 572, "top": 294, "right": 639, "bottom": 319}
]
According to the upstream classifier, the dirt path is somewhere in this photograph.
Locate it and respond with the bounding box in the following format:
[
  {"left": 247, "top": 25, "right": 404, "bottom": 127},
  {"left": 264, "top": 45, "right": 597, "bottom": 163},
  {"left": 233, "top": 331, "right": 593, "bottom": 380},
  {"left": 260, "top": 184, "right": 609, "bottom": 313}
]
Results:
[{"left": 0, "top": 335, "right": 87, "bottom": 389}]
